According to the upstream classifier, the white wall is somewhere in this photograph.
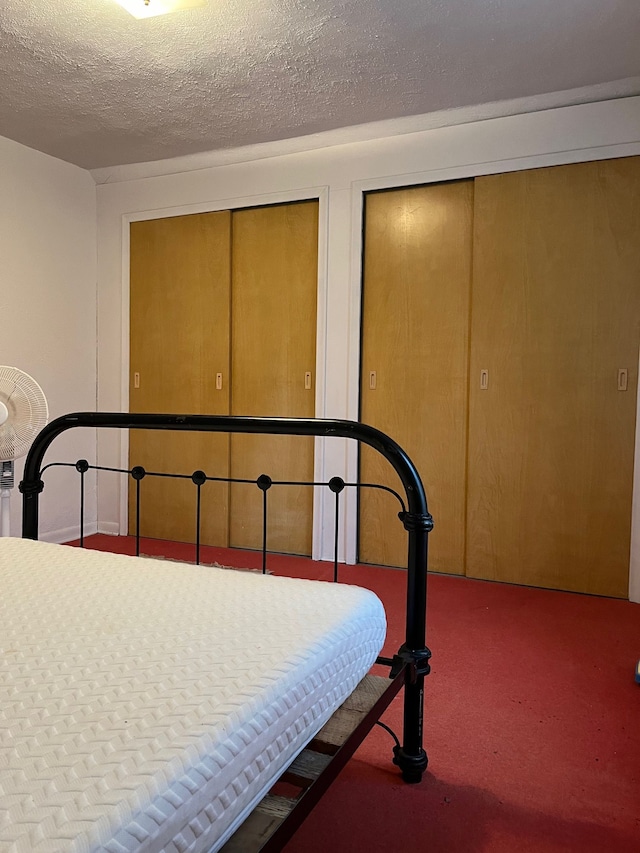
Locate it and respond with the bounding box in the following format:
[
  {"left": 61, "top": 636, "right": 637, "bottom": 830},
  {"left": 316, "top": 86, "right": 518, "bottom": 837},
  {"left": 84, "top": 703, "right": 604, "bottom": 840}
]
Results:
[
  {"left": 94, "top": 97, "right": 640, "bottom": 598},
  {"left": 0, "top": 135, "right": 97, "bottom": 541}
]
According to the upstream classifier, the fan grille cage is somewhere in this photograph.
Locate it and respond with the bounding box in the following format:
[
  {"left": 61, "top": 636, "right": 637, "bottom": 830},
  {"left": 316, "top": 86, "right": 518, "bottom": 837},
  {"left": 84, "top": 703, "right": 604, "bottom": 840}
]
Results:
[{"left": 0, "top": 366, "right": 49, "bottom": 462}]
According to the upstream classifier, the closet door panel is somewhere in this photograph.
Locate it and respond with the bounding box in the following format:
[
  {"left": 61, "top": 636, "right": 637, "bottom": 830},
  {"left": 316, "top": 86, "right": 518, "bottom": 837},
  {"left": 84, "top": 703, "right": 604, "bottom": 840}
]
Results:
[
  {"left": 467, "top": 158, "right": 640, "bottom": 596},
  {"left": 360, "top": 182, "right": 473, "bottom": 572},
  {"left": 129, "top": 212, "right": 232, "bottom": 546},
  {"left": 229, "top": 201, "right": 318, "bottom": 555}
]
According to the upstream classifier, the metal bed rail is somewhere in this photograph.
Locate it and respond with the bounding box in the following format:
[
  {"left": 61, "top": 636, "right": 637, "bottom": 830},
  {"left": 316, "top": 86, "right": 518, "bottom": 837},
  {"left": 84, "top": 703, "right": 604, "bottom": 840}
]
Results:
[{"left": 38, "top": 460, "right": 409, "bottom": 580}]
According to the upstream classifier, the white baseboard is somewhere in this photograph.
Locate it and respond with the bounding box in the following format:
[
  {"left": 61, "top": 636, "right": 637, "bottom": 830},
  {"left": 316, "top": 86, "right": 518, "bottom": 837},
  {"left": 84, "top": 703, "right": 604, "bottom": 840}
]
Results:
[
  {"left": 97, "top": 521, "right": 121, "bottom": 536},
  {"left": 41, "top": 522, "right": 99, "bottom": 544}
]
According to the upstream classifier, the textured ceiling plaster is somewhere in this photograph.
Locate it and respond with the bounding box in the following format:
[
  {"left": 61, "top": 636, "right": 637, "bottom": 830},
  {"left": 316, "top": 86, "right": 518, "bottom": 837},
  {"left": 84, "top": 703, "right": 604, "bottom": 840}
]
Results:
[{"left": 0, "top": 0, "right": 639, "bottom": 169}]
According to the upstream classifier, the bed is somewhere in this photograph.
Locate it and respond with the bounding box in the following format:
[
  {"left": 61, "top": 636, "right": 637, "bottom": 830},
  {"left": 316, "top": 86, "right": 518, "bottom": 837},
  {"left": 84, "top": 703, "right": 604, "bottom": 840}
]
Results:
[{"left": 7, "top": 412, "right": 434, "bottom": 852}]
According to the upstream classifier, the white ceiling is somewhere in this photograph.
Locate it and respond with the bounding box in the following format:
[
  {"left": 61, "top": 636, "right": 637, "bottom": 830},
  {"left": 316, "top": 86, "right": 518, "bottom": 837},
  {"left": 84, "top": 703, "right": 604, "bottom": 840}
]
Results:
[{"left": 1, "top": 0, "right": 639, "bottom": 171}]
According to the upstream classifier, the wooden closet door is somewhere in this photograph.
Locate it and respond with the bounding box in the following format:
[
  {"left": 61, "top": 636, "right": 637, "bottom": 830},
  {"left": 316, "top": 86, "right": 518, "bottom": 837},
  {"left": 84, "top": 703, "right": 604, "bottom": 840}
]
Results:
[
  {"left": 360, "top": 182, "right": 474, "bottom": 572},
  {"left": 468, "top": 158, "right": 640, "bottom": 597},
  {"left": 129, "top": 211, "right": 232, "bottom": 546},
  {"left": 229, "top": 201, "right": 318, "bottom": 555}
]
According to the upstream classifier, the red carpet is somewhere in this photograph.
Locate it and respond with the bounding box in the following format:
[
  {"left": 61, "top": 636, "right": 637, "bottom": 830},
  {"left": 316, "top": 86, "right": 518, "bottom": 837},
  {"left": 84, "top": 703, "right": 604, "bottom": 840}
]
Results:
[{"left": 72, "top": 535, "right": 640, "bottom": 852}]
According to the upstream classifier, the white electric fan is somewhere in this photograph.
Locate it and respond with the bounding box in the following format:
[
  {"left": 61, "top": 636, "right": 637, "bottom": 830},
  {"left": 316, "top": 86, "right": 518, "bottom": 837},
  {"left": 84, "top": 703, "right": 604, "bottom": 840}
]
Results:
[{"left": 0, "top": 366, "right": 49, "bottom": 537}]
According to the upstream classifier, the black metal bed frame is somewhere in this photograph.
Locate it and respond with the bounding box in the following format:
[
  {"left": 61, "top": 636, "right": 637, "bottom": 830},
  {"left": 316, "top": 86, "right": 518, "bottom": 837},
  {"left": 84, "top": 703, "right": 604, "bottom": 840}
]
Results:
[{"left": 20, "top": 412, "right": 434, "bottom": 794}]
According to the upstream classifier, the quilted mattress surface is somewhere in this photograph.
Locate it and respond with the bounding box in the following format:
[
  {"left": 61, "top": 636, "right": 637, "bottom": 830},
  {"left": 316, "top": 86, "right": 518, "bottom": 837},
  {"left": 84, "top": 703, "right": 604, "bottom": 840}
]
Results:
[{"left": 0, "top": 538, "right": 386, "bottom": 853}]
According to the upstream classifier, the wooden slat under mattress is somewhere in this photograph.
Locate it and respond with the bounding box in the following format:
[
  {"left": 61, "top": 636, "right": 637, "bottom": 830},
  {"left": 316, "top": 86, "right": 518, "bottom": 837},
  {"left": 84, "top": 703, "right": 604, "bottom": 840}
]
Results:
[{"left": 221, "top": 673, "right": 400, "bottom": 853}]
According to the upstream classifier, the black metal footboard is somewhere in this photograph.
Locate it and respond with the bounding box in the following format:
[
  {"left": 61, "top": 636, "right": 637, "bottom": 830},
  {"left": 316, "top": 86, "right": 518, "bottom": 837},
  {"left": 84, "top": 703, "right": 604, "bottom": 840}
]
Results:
[{"left": 20, "top": 412, "right": 433, "bottom": 784}]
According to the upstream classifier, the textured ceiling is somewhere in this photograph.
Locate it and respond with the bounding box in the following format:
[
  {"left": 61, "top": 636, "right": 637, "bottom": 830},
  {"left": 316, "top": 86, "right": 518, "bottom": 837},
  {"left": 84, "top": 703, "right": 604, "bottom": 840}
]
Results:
[{"left": 0, "top": 0, "right": 639, "bottom": 170}]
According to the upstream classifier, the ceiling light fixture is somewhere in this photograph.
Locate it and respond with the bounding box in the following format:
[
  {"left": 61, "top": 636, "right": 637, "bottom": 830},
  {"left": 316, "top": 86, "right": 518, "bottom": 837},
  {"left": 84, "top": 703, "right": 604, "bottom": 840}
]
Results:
[{"left": 113, "top": 0, "right": 207, "bottom": 19}]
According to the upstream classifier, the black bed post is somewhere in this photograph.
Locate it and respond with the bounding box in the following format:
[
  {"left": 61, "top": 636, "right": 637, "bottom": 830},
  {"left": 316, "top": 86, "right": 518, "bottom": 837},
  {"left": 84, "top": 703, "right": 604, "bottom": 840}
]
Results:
[
  {"left": 21, "top": 457, "right": 46, "bottom": 540},
  {"left": 21, "top": 483, "right": 42, "bottom": 540},
  {"left": 392, "top": 509, "right": 433, "bottom": 783}
]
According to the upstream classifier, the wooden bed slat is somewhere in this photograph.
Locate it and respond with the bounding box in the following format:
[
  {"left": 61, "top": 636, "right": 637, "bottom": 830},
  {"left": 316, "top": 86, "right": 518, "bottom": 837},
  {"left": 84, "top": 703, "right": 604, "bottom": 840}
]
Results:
[
  {"left": 283, "top": 749, "right": 332, "bottom": 784},
  {"left": 312, "top": 707, "right": 371, "bottom": 748},
  {"left": 335, "top": 672, "right": 391, "bottom": 712},
  {"left": 313, "top": 674, "right": 390, "bottom": 747},
  {"left": 220, "top": 799, "right": 294, "bottom": 853},
  {"left": 256, "top": 795, "right": 297, "bottom": 820},
  {"left": 220, "top": 673, "right": 396, "bottom": 852}
]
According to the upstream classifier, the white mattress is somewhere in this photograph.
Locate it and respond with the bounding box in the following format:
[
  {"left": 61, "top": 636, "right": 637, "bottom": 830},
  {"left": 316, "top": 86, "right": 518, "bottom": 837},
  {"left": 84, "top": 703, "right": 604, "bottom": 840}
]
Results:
[{"left": 0, "top": 538, "right": 386, "bottom": 853}]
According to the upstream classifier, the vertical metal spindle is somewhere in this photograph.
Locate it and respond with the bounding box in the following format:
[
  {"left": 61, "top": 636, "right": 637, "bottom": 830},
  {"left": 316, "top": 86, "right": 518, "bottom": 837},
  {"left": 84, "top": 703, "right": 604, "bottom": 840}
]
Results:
[
  {"left": 75, "top": 460, "right": 89, "bottom": 548},
  {"left": 328, "top": 477, "right": 345, "bottom": 583},
  {"left": 262, "top": 491, "right": 267, "bottom": 573},
  {"left": 256, "top": 475, "right": 272, "bottom": 575},
  {"left": 135, "top": 481, "right": 141, "bottom": 556},
  {"left": 130, "top": 466, "right": 146, "bottom": 558},
  {"left": 196, "top": 484, "right": 201, "bottom": 565},
  {"left": 80, "top": 472, "right": 84, "bottom": 547},
  {"left": 192, "top": 471, "right": 206, "bottom": 566},
  {"left": 333, "top": 490, "right": 340, "bottom": 582}
]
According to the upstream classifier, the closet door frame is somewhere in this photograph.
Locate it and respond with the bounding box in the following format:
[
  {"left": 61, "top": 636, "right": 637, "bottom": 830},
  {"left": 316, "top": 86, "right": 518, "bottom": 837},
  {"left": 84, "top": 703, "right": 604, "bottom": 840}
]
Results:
[
  {"left": 118, "top": 187, "right": 330, "bottom": 558},
  {"left": 346, "top": 146, "right": 640, "bottom": 598}
]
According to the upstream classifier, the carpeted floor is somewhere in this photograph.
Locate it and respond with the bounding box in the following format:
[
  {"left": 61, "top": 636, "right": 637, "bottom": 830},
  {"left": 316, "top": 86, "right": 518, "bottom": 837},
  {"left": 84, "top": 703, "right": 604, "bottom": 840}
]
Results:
[{"left": 74, "top": 535, "right": 640, "bottom": 852}]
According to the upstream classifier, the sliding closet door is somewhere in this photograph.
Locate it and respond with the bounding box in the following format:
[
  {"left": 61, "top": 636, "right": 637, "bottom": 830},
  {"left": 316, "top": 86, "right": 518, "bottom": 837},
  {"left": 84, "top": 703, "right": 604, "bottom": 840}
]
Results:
[
  {"left": 129, "top": 212, "right": 232, "bottom": 545},
  {"left": 229, "top": 201, "right": 318, "bottom": 555},
  {"left": 467, "top": 158, "right": 640, "bottom": 597},
  {"left": 360, "top": 182, "right": 474, "bottom": 572}
]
